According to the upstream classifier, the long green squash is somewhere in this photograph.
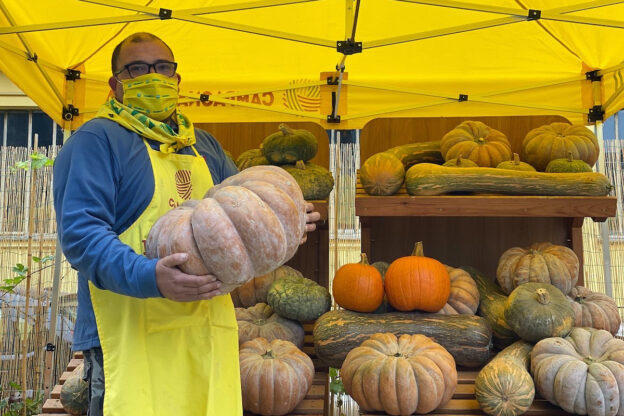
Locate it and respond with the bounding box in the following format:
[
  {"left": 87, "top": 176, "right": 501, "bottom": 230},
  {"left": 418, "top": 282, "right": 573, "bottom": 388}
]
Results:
[
  {"left": 475, "top": 340, "right": 535, "bottom": 416},
  {"left": 462, "top": 266, "right": 518, "bottom": 349},
  {"left": 405, "top": 163, "right": 613, "bottom": 196},
  {"left": 384, "top": 140, "right": 444, "bottom": 169},
  {"left": 313, "top": 309, "right": 492, "bottom": 368}
]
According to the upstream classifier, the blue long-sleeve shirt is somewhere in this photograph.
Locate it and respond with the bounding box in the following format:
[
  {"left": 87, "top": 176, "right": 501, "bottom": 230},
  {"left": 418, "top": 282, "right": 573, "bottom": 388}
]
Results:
[{"left": 53, "top": 118, "right": 238, "bottom": 351}]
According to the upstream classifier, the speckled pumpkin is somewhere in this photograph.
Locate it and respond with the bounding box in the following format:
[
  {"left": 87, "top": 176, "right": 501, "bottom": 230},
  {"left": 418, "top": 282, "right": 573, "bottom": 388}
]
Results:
[
  {"left": 235, "top": 148, "right": 269, "bottom": 170},
  {"left": 341, "top": 333, "right": 457, "bottom": 415},
  {"left": 440, "top": 120, "right": 513, "bottom": 167},
  {"left": 545, "top": 151, "right": 593, "bottom": 173},
  {"left": 281, "top": 161, "right": 334, "bottom": 200},
  {"left": 236, "top": 303, "right": 304, "bottom": 348},
  {"left": 436, "top": 265, "right": 480, "bottom": 315},
  {"left": 230, "top": 265, "right": 303, "bottom": 308},
  {"left": 531, "top": 327, "right": 624, "bottom": 416},
  {"left": 567, "top": 285, "right": 622, "bottom": 335},
  {"left": 522, "top": 122, "right": 600, "bottom": 171},
  {"left": 261, "top": 123, "right": 318, "bottom": 165},
  {"left": 496, "top": 153, "right": 536, "bottom": 171},
  {"left": 267, "top": 275, "right": 331, "bottom": 322},
  {"left": 360, "top": 152, "right": 405, "bottom": 196}
]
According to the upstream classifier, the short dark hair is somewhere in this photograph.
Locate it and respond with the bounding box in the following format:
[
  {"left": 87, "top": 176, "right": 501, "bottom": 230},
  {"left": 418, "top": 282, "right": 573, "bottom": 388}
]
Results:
[{"left": 111, "top": 32, "right": 174, "bottom": 74}]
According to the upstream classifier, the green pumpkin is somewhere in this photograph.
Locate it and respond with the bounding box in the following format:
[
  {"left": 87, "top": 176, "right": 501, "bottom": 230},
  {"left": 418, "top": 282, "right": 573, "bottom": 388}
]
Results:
[
  {"left": 496, "top": 153, "right": 536, "bottom": 172},
  {"left": 443, "top": 155, "right": 479, "bottom": 168},
  {"left": 281, "top": 161, "right": 334, "bottom": 200},
  {"left": 60, "top": 363, "right": 89, "bottom": 415},
  {"left": 504, "top": 282, "right": 574, "bottom": 342},
  {"left": 261, "top": 123, "right": 318, "bottom": 165},
  {"left": 235, "top": 148, "right": 270, "bottom": 171},
  {"left": 360, "top": 152, "right": 405, "bottom": 195},
  {"left": 371, "top": 261, "right": 395, "bottom": 314},
  {"left": 267, "top": 275, "right": 331, "bottom": 322},
  {"left": 545, "top": 151, "right": 593, "bottom": 173}
]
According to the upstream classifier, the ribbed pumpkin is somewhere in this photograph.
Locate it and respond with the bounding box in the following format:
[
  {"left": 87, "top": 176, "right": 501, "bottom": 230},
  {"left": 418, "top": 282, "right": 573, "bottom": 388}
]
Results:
[
  {"left": 440, "top": 120, "right": 512, "bottom": 167},
  {"left": 436, "top": 265, "right": 480, "bottom": 315},
  {"left": 60, "top": 362, "right": 88, "bottom": 415},
  {"left": 235, "top": 148, "right": 269, "bottom": 171},
  {"left": 496, "top": 153, "right": 536, "bottom": 171},
  {"left": 332, "top": 253, "right": 384, "bottom": 312},
  {"left": 504, "top": 282, "right": 574, "bottom": 342},
  {"left": 281, "top": 161, "right": 334, "bottom": 200},
  {"left": 341, "top": 333, "right": 457, "bottom": 415},
  {"left": 145, "top": 165, "right": 306, "bottom": 293},
  {"left": 522, "top": 122, "right": 600, "bottom": 171},
  {"left": 531, "top": 327, "right": 624, "bottom": 416},
  {"left": 442, "top": 154, "right": 479, "bottom": 167},
  {"left": 360, "top": 152, "right": 405, "bottom": 196},
  {"left": 496, "top": 242, "right": 579, "bottom": 295},
  {"left": 545, "top": 151, "right": 593, "bottom": 173},
  {"left": 239, "top": 337, "right": 314, "bottom": 416},
  {"left": 230, "top": 265, "right": 303, "bottom": 308},
  {"left": 568, "top": 285, "right": 622, "bottom": 335},
  {"left": 261, "top": 123, "right": 318, "bottom": 165},
  {"left": 236, "top": 303, "right": 305, "bottom": 348},
  {"left": 475, "top": 340, "right": 534, "bottom": 416},
  {"left": 267, "top": 275, "right": 331, "bottom": 322},
  {"left": 385, "top": 242, "right": 451, "bottom": 312}
]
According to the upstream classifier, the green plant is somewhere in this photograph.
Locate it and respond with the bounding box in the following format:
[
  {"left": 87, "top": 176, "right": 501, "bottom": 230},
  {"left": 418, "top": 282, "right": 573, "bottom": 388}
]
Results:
[
  {"left": 0, "top": 382, "right": 43, "bottom": 416},
  {"left": 1, "top": 256, "right": 54, "bottom": 293},
  {"left": 329, "top": 367, "right": 346, "bottom": 416},
  {"left": 10, "top": 152, "right": 54, "bottom": 172}
]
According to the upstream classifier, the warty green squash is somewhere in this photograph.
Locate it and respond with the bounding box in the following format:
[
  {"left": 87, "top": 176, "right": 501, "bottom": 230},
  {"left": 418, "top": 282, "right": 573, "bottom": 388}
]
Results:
[
  {"left": 267, "top": 275, "right": 331, "bottom": 322},
  {"left": 281, "top": 161, "right": 334, "bottom": 200},
  {"left": 235, "top": 148, "right": 269, "bottom": 171},
  {"left": 545, "top": 151, "right": 593, "bottom": 173},
  {"left": 261, "top": 123, "right": 318, "bottom": 164}
]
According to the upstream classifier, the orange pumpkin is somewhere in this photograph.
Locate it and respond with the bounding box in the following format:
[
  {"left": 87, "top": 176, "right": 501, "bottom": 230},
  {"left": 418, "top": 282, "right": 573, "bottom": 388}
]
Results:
[
  {"left": 332, "top": 253, "right": 384, "bottom": 312},
  {"left": 384, "top": 242, "right": 451, "bottom": 312},
  {"left": 440, "top": 120, "right": 512, "bottom": 167}
]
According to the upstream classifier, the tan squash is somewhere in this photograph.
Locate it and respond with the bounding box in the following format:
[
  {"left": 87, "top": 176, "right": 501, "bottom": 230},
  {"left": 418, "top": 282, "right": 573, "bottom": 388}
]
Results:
[
  {"left": 567, "top": 285, "right": 622, "bottom": 335},
  {"left": 440, "top": 120, "right": 512, "bottom": 167},
  {"left": 436, "top": 265, "right": 480, "bottom": 315},
  {"left": 236, "top": 303, "right": 304, "bottom": 348}
]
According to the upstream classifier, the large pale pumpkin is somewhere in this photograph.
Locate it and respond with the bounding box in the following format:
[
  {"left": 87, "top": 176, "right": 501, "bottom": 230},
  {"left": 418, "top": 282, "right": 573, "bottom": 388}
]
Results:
[
  {"left": 240, "top": 337, "right": 314, "bottom": 416},
  {"left": 341, "top": 333, "right": 457, "bottom": 415},
  {"left": 522, "top": 122, "right": 600, "bottom": 171},
  {"left": 436, "top": 265, "right": 480, "bottom": 315},
  {"left": 230, "top": 265, "right": 303, "bottom": 308},
  {"left": 332, "top": 253, "right": 384, "bottom": 312},
  {"left": 385, "top": 242, "right": 451, "bottom": 312},
  {"left": 568, "top": 285, "right": 622, "bottom": 335},
  {"left": 440, "top": 120, "right": 512, "bottom": 167},
  {"left": 360, "top": 152, "right": 405, "bottom": 196},
  {"left": 496, "top": 242, "right": 579, "bottom": 295},
  {"left": 531, "top": 327, "right": 624, "bottom": 416},
  {"left": 236, "top": 303, "right": 304, "bottom": 348},
  {"left": 145, "top": 165, "right": 306, "bottom": 293}
]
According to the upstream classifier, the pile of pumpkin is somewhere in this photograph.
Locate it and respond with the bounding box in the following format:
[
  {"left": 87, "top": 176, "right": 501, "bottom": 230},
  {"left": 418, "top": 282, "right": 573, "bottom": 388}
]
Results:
[
  {"left": 231, "top": 265, "right": 331, "bottom": 415},
  {"left": 310, "top": 240, "right": 624, "bottom": 416},
  {"left": 234, "top": 124, "right": 334, "bottom": 201},
  {"left": 361, "top": 120, "right": 613, "bottom": 197}
]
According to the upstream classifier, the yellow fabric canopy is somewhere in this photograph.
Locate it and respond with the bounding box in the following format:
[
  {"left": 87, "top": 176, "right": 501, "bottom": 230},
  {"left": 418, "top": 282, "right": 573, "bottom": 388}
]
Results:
[{"left": 1, "top": 0, "right": 624, "bottom": 129}]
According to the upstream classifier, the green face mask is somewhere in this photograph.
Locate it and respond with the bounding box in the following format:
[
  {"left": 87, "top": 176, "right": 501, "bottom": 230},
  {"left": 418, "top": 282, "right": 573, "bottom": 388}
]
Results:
[{"left": 121, "top": 73, "right": 179, "bottom": 121}]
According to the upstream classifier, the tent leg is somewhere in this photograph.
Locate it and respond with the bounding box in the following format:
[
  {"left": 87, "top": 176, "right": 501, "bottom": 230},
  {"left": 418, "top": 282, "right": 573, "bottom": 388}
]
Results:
[{"left": 595, "top": 121, "right": 614, "bottom": 297}]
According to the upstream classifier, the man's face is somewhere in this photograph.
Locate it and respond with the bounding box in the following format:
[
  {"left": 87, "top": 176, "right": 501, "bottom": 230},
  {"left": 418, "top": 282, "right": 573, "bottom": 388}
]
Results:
[{"left": 108, "top": 39, "right": 179, "bottom": 103}]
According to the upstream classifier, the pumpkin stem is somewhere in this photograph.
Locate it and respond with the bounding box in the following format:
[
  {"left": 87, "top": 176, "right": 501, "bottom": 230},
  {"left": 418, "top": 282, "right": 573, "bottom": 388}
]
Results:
[
  {"left": 567, "top": 151, "right": 574, "bottom": 162},
  {"left": 513, "top": 153, "right": 520, "bottom": 165},
  {"left": 262, "top": 349, "right": 276, "bottom": 359},
  {"left": 477, "top": 137, "right": 486, "bottom": 144},
  {"left": 535, "top": 288, "right": 551, "bottom": 305},
  {"left": 359, "top": 253, "right": 370, "bottom": 265},
  {"left": 456, "top": 155, "right": 463, "bottom": 164},
  {"left": 295, "top": 160, "right": 306, "bottom": 170},
  {"left": 412, "top": 241, "right": 424, "bottom": 257},
  {"left": 279, "top": 123, "right": 294, "bottom": 136}
]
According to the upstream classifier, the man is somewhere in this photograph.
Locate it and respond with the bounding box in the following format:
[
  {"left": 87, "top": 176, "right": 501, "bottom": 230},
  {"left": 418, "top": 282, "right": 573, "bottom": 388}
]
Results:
[{"left": 53, "top": 32, "right": 320, "bottom": 416}]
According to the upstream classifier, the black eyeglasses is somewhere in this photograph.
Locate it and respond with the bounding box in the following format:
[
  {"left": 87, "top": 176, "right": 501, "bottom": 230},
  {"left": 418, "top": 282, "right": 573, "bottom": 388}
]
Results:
[{"left": 114, "top": 60, "right": 178, "bottom": 78}]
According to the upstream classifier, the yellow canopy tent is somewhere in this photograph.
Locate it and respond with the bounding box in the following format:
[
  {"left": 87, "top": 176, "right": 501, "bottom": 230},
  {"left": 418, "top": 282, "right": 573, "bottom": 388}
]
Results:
[{"left": 1, "top": 0, "right": 624, "bottom": 130}]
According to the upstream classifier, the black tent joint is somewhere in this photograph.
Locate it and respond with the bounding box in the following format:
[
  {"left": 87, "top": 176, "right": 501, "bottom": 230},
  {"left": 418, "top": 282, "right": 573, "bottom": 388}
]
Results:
[
  {"left": 327, "top": 91, "right": 340, "bottom": 123},
  {"left": 45, "top": 343, "right": 56, "bottom": 352},
  {"left": 65, "top": 69, "right": 81, "bottom": 81},
  {"left": 327, "top": 114, "right": 341, "bottom": 123},
  {"left": 588, "top": 105, "right": 604, "bottom": 122},
  {"left": 586, "top": 70, "right": 603, "bottom": 82},
  {"left": 199, "top": 94, "right": 210, "bottom": 102},
  {"left": 527, "top": 9, "right": 541, "bottom": 20},
  {"left": 159, "top": 8, "right": 172, "bottom": 19},
  {"left": 327, "top": 64, "right": 346, "bottom": 85},
  {"left": 62, "top": 105, "right": 79, "bottom": 121},
  {"left": 336, "top": 39, "right": 362, "bottom": 56},
  {"left": 27, "top": 52, "right": 38, "bottom": 63},
  {"left": 458, "top": 94, "right": 468, "bottom": 102}
]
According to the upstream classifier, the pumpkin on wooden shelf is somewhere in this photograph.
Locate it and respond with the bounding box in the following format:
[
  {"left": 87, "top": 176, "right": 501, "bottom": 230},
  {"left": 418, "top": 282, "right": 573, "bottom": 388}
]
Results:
[
  {"left": 281, "top": 161, "right": 334, "bottom": 200},
  {"left": 145, "top": 165, "right": 306, "bottom": 293},
  {"left": 267, "top": 274, "right": 331, "bottom": 322},
  {"left": 496, "top": 153, "right": 536, "bottom": 171},
  {"left": 475, "top": 340, "right": 534, "bottom": 416},
  {"left": 60, "top": 362, "right": 88, "bottom": 415},
  {"left": 504, "top": 282, "right": 574, "bottom": 342},
  {"left": 360, "top": 152, "right": 405, "bottom": 196},
  {"left": 440, "top": 120, "right": 513, "bottom": 167},
  {"left": 236, "top": 303, "right": 304, "bottom": 348},
  {"left": 230, "top": 265, "right": 303, "bottom": 308},
  {"left": 545, "top": 151, "right": 594, "bottom": 173},
  {"left": 341, "top": 333, "right": 457, "bottom": 416},
  {"left": 385, "top": 241, "right": 450, "bottom": 312},
  {"left": 261, "top": 123, "right": 318, "bottom": 165},
  {"left": 568, "top": 285, "right": 621, "bottom": 335},
  {"left": 442, "top": 154, "right": 479, "bottom": 167},
  {"left": 239, "top": 337, "right": 314, "bottom": 416},
  {"left": 332, "top": 253, "right": 384, "bottom": 312},
  {"left": 235, "top": 148, "right": 269, "bottom": 171},
  {"left": 497, "top": 242, "right": 579, "bottom": 295},
  {"left": 371, "top": 260, "right": 395, "bottom": 313},
  {"left": 522, "top": 122, "right": 600, "bottom": 171},
  {"left": 436, "top": 265, "right": 480, "bottom": 315},
  {"left": 384, "top": 140, "right": 444, "bottom": 168},
  {"left": 531, "top": 327, "right": 624, "bottom": 416}
]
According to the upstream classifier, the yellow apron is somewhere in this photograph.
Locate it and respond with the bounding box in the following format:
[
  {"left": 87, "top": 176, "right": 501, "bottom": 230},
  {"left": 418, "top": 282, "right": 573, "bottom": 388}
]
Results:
[{"left": 89, "top": 140, "right": 242, "bottom": 416}]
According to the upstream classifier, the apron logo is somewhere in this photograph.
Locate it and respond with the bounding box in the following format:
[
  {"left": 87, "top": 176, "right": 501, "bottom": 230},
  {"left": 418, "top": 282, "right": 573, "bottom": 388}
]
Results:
[{"left": 175, "top": 169, "right": 193, "bottom": 200}]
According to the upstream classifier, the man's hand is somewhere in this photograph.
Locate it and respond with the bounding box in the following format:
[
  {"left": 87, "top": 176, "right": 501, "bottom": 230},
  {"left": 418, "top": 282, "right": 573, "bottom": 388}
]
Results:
[
  {"left": 301, "top": 202, "right": 322, "bottom": 244},
  {"left": 155, "top": 253, "right": 221, "bottom": 302}
]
